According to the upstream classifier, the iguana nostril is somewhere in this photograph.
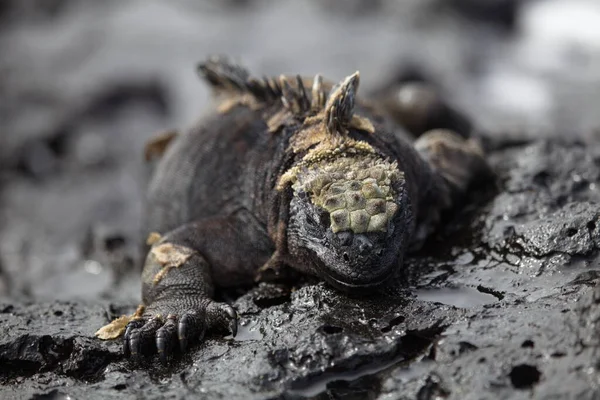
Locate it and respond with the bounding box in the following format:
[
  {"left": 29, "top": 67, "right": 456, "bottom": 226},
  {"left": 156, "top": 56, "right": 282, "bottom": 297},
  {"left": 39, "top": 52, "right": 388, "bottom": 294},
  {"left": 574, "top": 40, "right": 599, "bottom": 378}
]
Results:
[
  {"left": 355, "top": 234, "right": 373, "bottom": 254},
  {"left": 342, "top": 252, "right": 350, "bottom": 262},
  {"left": 337, "top": 231, "right": 353, "bottom": 246}
]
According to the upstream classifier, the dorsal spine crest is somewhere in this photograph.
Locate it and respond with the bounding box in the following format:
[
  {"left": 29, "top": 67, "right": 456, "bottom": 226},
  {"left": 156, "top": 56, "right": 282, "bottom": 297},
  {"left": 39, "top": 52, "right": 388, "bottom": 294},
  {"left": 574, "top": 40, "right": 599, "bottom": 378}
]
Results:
[
  {"left": 324, "top": 72, "right": 359, "bottom": 136},
  {"left": 198, "top": 57, "right": 283, "bottom": 104},
  {"left": 197, "top": 57, "right": 363, "bottom": 136},
  {"left": 311, "top": 74, "right": 326, "bottom": 112},
  {"left": 280, "top": 75, "right": 311, "bottom": 115}
]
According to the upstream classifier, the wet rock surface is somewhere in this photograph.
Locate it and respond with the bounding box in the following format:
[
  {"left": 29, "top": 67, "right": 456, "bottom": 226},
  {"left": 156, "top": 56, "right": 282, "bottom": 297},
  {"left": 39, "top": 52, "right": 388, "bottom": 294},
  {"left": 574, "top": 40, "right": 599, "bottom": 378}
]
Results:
[
  {"left": 2, "top": 141, "right": 599, "bottom": 400},
  {"left": 1, "top": 1, "right": 600, "bottom": 399}
]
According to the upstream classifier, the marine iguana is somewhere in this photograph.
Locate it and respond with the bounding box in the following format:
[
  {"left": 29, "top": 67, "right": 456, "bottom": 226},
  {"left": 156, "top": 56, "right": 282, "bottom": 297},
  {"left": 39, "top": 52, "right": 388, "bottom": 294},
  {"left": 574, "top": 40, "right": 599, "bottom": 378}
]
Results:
[{"left": 96, "top": 57, "right": 491, "bottom": 363}]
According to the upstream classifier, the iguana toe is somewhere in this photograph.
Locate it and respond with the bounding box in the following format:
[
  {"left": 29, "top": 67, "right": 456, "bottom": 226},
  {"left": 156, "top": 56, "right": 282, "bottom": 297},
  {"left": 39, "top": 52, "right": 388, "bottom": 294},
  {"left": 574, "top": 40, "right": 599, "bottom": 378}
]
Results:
[
  {"left": 123, "top": 319, "right": 144, "bottom": 357},
  {"left": 176, "top": 310, "right": 204, "bottom": 354},
  {"left": 206, "top": 302, "right": 238, "bottom": 338},
  {"left": 156, "top": 315, "right": 178, "bottom": 364},
  {"left": 127, "top": 316, "right": 163, "bottom": 361}
]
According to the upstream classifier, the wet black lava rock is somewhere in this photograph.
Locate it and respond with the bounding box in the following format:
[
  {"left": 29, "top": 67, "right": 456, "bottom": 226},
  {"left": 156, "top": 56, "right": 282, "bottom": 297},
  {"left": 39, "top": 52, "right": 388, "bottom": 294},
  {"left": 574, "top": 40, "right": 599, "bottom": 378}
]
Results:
[{"left": 1, "top": 139, "right": 599, "bottom": 399}]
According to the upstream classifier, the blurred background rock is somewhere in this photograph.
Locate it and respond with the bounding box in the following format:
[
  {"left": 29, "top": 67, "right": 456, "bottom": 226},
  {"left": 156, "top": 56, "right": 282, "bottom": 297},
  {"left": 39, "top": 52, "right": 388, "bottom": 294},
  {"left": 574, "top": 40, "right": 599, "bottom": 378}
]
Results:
[{"left": 1, "top": 0, "right": 599, "bottom": 302}]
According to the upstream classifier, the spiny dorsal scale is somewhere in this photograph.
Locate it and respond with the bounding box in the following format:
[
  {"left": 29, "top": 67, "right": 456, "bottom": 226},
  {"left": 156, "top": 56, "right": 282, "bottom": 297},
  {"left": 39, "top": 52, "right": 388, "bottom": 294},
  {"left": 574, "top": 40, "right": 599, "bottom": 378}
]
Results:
[
  {"left": 199, "top": 57, "right": 284, "bottom": 104},
  {"left": 259, "top": 76, "right": 282, "bottom": 100},
  {"left": 325, "top": 72, "right": 360, "bottom": 135},
  {"left": 197, "top": 57, "right": 250, "bottom": 92},
  {"left": 198, "top": 58, "right": 367, "bottom": 135},
  {"left": 280, "top": 76, "right": 298, "bottom": 114},
  {"left": 280, "top": 75, "right": 311, "bottom": 115},
  {"left": 246, "top": 77, "right": 279, "bottom": 101},
  {"left": 295, "top": 75, "right": 310, "bottom": 112},
  {"left": 311, "top": 74, "right": 326, "bottom": 112}
]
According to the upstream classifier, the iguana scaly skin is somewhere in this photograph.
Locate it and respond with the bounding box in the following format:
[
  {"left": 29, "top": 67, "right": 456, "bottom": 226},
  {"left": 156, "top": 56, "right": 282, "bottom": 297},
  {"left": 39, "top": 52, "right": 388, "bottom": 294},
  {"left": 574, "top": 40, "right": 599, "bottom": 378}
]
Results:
[{"left": 96, "top": 57, "right": 492, "bottom": 363}]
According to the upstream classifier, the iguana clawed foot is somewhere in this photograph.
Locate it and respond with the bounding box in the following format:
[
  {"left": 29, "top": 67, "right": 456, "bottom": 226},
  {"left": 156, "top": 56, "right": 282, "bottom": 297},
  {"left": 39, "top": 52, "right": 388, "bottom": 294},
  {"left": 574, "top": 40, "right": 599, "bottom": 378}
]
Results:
[{"left": 123, "top": 300, "right": 237, "bottom": 364}]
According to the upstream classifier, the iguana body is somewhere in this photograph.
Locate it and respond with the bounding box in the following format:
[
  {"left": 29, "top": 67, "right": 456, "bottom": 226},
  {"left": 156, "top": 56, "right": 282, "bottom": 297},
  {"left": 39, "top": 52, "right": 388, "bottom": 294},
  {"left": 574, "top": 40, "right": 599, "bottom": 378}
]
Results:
[{"left": 97, "top": 58, "right": 490, "bottom": 362}]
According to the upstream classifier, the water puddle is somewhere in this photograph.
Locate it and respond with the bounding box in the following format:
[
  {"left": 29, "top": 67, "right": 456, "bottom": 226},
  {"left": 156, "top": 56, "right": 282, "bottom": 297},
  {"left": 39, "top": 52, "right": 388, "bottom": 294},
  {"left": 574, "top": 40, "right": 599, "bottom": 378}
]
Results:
[
  {"left": 288, "top": 358, "right": 409, "bottom": 398},
  {"left": 416, "top": 286, "right": 498, "bottom": 308},
  {"left": 288, "top": 355, "right": 433, "bottom": 398},
  {"left": 225, "top": 319, "right": 263, "bottom": 342}
]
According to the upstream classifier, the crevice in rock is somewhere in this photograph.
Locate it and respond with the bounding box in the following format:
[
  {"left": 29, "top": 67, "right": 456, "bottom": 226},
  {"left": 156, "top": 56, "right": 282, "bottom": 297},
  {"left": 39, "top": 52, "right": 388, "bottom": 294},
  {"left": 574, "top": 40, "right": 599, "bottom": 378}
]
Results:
[
  {"left": 521, "top": 340, "right": 534, "bottom": 348},
  {"left": 458, "top": 341, "right": 478, "bottom": 354},
  {"left": 509, "top": 364, "right": 541, "bottom": 389},
  {"left": 587, "top": 221, "right": 596, "bottom": 232},
  {"left": 380, "top": 315, "right": 405, "bottom": 333},
  {"left": 320, "top": 325, "right": 343, "bottom": 335},
  {"left": 252, "top": 283, "right": 291, "bottom": 309},
  {"left": 476, "top": 285, "right": 505, "bottom": 301}
]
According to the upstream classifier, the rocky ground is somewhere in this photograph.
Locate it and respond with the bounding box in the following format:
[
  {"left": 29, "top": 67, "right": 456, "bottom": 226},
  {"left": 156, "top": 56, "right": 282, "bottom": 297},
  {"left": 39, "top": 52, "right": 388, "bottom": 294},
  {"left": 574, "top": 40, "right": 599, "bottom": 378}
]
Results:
[{"left": 1, "top": 1, "right": 600, "bottom": 399}]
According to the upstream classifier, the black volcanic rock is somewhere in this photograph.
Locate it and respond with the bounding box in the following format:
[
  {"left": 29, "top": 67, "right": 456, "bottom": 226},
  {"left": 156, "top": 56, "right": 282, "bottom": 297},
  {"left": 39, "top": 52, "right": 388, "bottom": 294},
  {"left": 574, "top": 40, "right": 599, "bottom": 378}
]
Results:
[{"left": 1, "top": 139, "right": 599, "bottom": 399}]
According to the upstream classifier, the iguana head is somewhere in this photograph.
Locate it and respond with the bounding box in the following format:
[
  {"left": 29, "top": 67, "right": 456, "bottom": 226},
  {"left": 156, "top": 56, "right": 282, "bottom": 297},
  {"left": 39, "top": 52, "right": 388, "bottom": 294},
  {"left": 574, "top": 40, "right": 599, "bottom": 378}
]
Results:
[
  {"left": 276, "top": 71, "right": 413, "bottom": 291},
  {"left": 282, "top": 143, "right": 411, "bottom": 291}
]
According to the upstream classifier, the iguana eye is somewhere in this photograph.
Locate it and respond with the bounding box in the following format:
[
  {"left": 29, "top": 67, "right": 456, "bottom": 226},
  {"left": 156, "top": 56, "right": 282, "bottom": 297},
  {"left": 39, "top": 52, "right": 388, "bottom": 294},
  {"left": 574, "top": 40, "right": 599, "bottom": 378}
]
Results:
[
  {"left": 305, "top": 211, "right": 319, "bottom": 226},
  {"left": 318, "top": 211, "right": 329, "bottom": 226}
]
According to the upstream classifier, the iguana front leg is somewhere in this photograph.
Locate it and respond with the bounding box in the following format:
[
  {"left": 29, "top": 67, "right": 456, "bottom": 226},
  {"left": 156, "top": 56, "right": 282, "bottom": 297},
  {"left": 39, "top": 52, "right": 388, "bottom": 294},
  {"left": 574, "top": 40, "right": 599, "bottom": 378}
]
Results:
[
  {"left": 121, "top": 212, "right": 273, "bottom": 363},
  {"left": 415, "top": 129, "right": 492, "bottom": 193},
  {"left": 410, "top": 128, "right": 493, "bottom": 245}
]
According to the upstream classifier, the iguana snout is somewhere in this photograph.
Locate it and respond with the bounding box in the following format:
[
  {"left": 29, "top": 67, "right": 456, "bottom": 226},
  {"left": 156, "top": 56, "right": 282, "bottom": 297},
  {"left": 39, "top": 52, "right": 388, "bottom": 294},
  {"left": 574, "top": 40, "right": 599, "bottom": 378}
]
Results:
[{"left": 324, "top": 230, "right": 398, "bottom": 290}]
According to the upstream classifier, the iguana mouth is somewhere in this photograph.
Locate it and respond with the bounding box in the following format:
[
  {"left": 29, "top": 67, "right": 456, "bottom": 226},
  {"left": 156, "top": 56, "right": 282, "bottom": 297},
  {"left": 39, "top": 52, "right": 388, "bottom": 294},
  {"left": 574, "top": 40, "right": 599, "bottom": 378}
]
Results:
[
  {"left": 322, "top": 262, "right": 395, "bottom": 291},
  {"left": 328, "top": 274, "right": 391, "bottom": 290},
  {"left": 314, "top": 229, "right": 401, "bottom": 292}
]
